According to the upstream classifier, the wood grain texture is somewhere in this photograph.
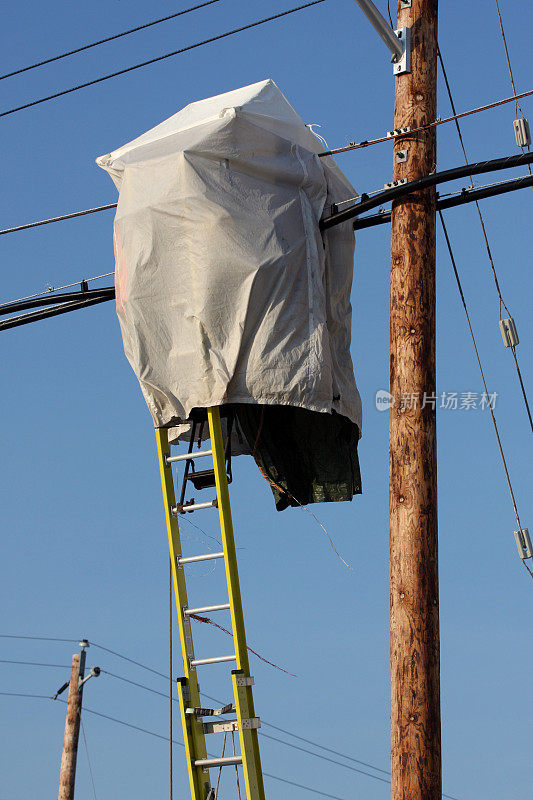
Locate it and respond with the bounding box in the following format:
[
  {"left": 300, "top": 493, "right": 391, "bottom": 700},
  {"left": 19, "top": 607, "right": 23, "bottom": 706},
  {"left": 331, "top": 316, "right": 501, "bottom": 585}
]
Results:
[
  {"left": 58, "top": 654, "right": 82, "bottom": 800},
  {"left": 390, "top": 2, "right": 441, "bottom": 799}
]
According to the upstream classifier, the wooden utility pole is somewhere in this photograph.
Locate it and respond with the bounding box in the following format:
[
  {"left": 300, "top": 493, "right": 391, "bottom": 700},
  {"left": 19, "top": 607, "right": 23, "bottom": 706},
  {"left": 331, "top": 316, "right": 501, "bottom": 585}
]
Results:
[
  {"left": 58, "top": 643, "right": 87, "bottom": 800},
  {"left": 390, "top": 1, "right": 440, "bottom": 799}
]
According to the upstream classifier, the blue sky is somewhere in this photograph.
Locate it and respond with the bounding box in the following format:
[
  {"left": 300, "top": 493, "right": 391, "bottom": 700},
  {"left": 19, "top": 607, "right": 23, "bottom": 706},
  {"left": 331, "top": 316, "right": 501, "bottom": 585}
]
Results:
[{"left": 1, "top": 2, "right": 532, "bottom": 799}]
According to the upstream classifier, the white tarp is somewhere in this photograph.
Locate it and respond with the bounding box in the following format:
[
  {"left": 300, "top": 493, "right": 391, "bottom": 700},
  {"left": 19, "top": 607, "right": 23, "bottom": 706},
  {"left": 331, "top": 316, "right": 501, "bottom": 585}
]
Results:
[{"left": 97, "top": 79, "right": 362, "bottom": 436}]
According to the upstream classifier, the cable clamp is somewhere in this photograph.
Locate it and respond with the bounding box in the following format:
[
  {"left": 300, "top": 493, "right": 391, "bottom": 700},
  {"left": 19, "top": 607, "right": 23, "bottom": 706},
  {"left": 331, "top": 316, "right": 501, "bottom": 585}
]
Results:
[
  {"left": 387, "top": 127, "right": 411, "bottom": 138},
  {"left": 515, "top": 528, "right": 532, "bottom": 560},
  {"left": 384, "top": 178, "right": 408, "bottom": 190},
  {"left": 499, "top": 317, "right": 519, "bottom": 347}
]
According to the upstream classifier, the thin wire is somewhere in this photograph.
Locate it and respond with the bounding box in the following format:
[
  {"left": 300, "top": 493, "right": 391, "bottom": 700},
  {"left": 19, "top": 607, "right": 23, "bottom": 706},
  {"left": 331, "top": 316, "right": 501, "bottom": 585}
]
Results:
[
  {"left": 215, "top": 732, "right": 227, "bottom": 798},
  {"left": 261, "top": 773, "right": 349, "bottom": 800},
  {"left": 0, "top": 634, "right": 78, "bottom": 643},
  {"left": 386, "top": 0, "right": 393, "bottom": 28},
  {"left": 10, "top": 273, "right": 115, "bottom": 304},
  {"left": 259, "top": 731, "right": 390, "bottom": 785},
  {"left": 169, "top": 559, "right": 173, "bottom": 800},
  {"left": 80, "top": 717, "right": 98, "bottom": 800},
  {"left": 90, "top": 643, "right": 168, "bottom": 679},
  {"left": 231, "top": 731, "right": 241, "bottom": 800},
  {"left": 438, "top": 45, "right": 533, "bottom": 433},
  {"left": 0, "top": 659, "right": 71, "bottom": 668},
  {"left": 319, "top": 87, "right": 533, "bottom": 157},
  {"left": 438, "top": 173, "right": 533, "bottom": 199},
  {"left": 100, "top": 669, "right": 396, "bottom": 785},
  {"left": 258, "top": 721, "right": 390, "bottom": 775},
  {"left": 0, "top": 692, "right": 364, "bottom": 800},
  {"left": 437, "top": 46, "right": 510, "bottom": 317},
  {"left": 510, "top": 346, "right": 533, "bottom": 432},
  {"left": 0, "top": 204, "right": 117, "bottom": 237},
  {"left": 0, "top": 2, "right": 221, "bottom": 81},
  {"left": 494, "top": 0, "right": 530, "bottom": 123},
  {"left": 0, "top": 2, "right": 326, "bottom": 119},
  {"left": 71, "top": 702, "right": 186, "bottom": 746},
  {"left": 438, "top": 211, "right": 531, "bottom": 581},
  {"left": 0, "top": 636, "right": 455, "bottom": 791},
  {"left": 101, "top": 670, "right": 177, "bottom": 701},
  {"left": 1, "top": 687, "right": 462, "bottom": 798}
]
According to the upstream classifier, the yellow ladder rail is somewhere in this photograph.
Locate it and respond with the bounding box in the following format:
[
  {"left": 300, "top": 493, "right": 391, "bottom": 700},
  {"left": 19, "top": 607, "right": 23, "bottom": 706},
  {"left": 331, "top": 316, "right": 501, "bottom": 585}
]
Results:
[
  {"left": 207, "top": 407, "right": 265, "bottom": 800},
  {"left": 156, "top": 427, "right": 211, "bottom": 800},
  {"left": 156, "top": 407, "right": 264, "bottom": 800}
]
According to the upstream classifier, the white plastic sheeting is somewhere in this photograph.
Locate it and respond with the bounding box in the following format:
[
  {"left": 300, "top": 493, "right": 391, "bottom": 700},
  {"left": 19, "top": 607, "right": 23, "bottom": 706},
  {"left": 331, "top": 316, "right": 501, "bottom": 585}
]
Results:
[{"left": 97, "top": 79, "right": 362, "bottom": 435}]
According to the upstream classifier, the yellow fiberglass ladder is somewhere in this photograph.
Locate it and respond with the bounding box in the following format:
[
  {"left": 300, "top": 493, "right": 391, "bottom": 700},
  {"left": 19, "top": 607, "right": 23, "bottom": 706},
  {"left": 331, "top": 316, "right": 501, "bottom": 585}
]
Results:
[{"left": 155, "top": 406, "right": 265, "bottom": 800}]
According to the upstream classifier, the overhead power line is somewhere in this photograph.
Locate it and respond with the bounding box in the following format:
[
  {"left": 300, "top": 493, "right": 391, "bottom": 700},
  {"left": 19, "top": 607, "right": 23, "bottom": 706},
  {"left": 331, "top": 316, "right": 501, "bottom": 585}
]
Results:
[
  {"left": 0, "top": 203, "right": 117, "bottom": 237},
  {"left": 0, "top": 2, "right": 221, "bottom": 82},
  {"left": 318, "top": 86, "right": 533, "bottom": 157},
  {"left": 0, "top": 634, "right": 78, "bottom": 643},
  {"left": 3, "top": 149, "right": 532, "bottom": 246},
  {"left": 0, "top": 1, "right": 326, "bottom": 119},
  {"left": 438, "top": 211, "right": 532, "bottom": 582},
  {"left": 437, "top": 44, "right": 533, "bottom": 435},
  {"left": 0, "top": 692, "right": 353, "bottom": 800},
  {"left": 351, "top": 173, "right": 533, "bottom": 230},
  {"left": 0, "top": 659, "right": 71, "bottom": 668},
  {"left": 0, "top": 638, "right": 462, "bottom": 797}
]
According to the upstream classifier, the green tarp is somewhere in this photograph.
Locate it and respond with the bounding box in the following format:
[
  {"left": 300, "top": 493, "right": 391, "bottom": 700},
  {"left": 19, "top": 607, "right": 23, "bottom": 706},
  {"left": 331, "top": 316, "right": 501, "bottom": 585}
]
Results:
[{"left": 234, "top": 405, "right": 362, "bottom": 512}]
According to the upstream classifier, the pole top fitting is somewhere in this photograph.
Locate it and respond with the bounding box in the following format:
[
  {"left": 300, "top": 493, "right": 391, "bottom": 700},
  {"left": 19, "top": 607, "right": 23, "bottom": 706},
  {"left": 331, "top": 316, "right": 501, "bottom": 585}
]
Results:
[{"left": 79, "top": 639, "right": 90, "bottom": 650}]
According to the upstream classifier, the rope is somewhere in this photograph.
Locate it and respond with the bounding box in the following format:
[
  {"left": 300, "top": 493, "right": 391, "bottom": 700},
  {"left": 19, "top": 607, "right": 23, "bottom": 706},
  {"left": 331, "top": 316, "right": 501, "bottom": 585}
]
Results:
[
  {"left": 188, "top": 613, "right": 297, "bottom": 676},
  {"left": 438, "top": 211, "right": 531, "bottom": 581},
  {"left": 0, "top": 2, "right": 326, "bottom": 119},
  {"left": 0, "top": 2, "right": 220, "bottom": 81}
]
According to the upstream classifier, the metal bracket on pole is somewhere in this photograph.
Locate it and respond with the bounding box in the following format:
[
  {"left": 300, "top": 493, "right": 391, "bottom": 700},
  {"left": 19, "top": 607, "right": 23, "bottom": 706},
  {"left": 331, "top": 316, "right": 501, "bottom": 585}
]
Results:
[
  {"left": 352, "top": 0, "right": 411, "bottom": 75},
  {"left": 393, "top": 28, "right": 411, "bottom": 75}
]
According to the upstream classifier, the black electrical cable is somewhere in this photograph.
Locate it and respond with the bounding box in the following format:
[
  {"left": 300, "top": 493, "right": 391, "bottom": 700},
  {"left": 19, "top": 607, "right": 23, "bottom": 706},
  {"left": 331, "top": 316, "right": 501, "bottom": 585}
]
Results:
[
  {"left": 4, "top": 150, "right": 532, "bottom": 245},
  {"left": 351, "top": 172, "right": 533, "bottom": 230},
  {"left": 0, "top": 2, "right": 221, "bottom": 81},
  {"left": 0, "top": 1, "right": 326, "bottom": 119},
  {"left": 321, "top": 150, "right": 533, "bottom": 229},
  {"left": 0, "top": 294, "right": 113, "bottom": 332}
]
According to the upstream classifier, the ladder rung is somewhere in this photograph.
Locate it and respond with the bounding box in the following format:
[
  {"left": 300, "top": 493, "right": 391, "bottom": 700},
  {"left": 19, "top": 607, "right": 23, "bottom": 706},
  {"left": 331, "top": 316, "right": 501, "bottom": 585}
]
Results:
[
  {"left": 203, "top": 716, "right": 261, "bottom": 734},
  {"left": 185, "top": 603, "right": 230, "bottom": 615},
  {"left": 173, "top": 499, "right": 217, "bottom": 514},
  {"left": 190, "top": 655, "right": 236, "bottom": 666},
  {"left": 178, "top": 552, "right": 224, "bottom": 565},
  {"left": 194, "top": 755, "right": 242, "bottom": 768},
  {"left": 166, "top": 449, "right": 213, "bottom": 464}
]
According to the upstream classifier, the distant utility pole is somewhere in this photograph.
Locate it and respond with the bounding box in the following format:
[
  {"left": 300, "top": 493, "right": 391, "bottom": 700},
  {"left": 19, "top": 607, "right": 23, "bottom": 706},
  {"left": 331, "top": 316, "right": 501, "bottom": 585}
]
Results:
[
  {"left": 389, "top": 2, "right": 440, "bottom": 800},
  {"left": 57, "top": 640, "right": 100, "bottom": 800}
]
